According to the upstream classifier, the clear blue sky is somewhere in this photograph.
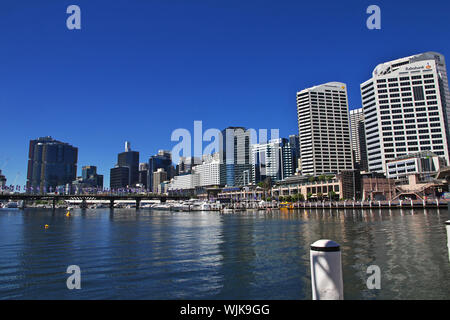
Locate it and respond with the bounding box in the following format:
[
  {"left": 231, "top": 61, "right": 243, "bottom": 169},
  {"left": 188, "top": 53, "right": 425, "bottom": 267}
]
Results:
[{"left": 1, "top": 0, "right": 449, "bottom": 187}]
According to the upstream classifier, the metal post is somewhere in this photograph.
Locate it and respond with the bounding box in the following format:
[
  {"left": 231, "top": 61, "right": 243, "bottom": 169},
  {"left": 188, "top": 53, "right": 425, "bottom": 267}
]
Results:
[
  {"left": 446, "top": 221, "right": 450, "bottom": 263},
  {"left": 310, "top": 239, "right": 344, "bottom": 300}
]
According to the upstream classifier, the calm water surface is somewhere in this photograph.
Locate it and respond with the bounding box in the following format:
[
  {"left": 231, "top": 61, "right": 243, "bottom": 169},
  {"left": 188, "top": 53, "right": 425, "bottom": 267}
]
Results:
[{"left": 0, "top": 208, "right": 449, "bottom": 299}]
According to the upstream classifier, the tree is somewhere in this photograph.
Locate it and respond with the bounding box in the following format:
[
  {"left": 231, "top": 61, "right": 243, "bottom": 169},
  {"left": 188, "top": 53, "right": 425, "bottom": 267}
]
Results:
[
  {"left": 328, "top": 191, "right": 337, "bottom": 201},
  {"left": 307, "top": 192, "right": 313, "bottom": 200},
  {"left": 318, "top": 175, "right": 326, "bottom": 182},
  {"left": 298, "top": 193, "right": 305, "bottom": 202},
  {"left": 317, "top": 192, "right": 323, "bottom": 201},
  {"left": 308, "top": 176, "right": 315, "bottom": 183},
  {"left": 285, "top": 195, "right": 292, "bottom": 202},
  {"left": 278, "top": 196, "right": 284, "bottom": 202}
]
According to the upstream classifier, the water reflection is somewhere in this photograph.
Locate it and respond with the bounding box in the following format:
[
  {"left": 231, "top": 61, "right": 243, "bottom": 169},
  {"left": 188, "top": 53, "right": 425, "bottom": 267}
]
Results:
[{"left": 0, "top": 208, "right": 448, "bottom": 299}]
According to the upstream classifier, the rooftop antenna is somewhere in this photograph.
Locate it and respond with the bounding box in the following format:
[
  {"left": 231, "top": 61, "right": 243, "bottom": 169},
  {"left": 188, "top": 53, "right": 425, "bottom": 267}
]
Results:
[{"left": 125, "top": 141, "right": 131, "bottom": 152}]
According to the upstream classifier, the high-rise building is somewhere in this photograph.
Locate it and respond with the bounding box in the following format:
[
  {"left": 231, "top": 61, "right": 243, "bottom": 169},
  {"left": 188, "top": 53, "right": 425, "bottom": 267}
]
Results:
[
  {"left": 251, "top": 138, "right": 294, "bottom": 183},
  {"left": 109, "top": 142, "right": 139, "bottom": 189},
  {"left": 0, "top": 170, "right": 6, "bottom": 187},
  {"left": 289, "top": 134, "right": 301, "bottom": 173},
  {"left": 148, "top": 150, "right": 174, "bottom": 192},
  {"left": 297, "top": 82, "right": 354, "bottom": 176},
  {"left": 220, "top": 127, "right": 252, "bottom": 186},
  {"left": 349, "top": 108, "right": 368, "bottom": 171},
  {"left": 117, "top": 142, "right": 139, "bottom": 186},
  {"left": 152, "top": 168, "right": 168, "bottom": 193},
  {"left": 193, "top": 160, "right": 226, "bottom": 187},
  {"left": 110, "top": 166, "right": 129, "bottom": 190},
  {"left": 26, "top": 136, "right": 78, "bottom": 192},
  {"left": 360, "top": 52, "right": 450, "bottom": 174},
  {"left": 138, "top": 162, "right": 148, "bottom": 188}
]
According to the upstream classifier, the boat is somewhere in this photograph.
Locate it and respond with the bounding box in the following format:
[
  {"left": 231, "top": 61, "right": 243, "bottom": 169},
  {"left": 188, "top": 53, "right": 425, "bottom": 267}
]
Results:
[
  {"left": 5, "top": 201, "right": 18, "bottom": 208},
  {"left": 151, "top": 203, "right": 171, "bottom": 210}
]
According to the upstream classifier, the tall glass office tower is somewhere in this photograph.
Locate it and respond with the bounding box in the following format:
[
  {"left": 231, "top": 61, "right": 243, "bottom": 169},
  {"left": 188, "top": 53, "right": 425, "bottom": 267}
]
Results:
[
  {"left": 26, "top": 136, "right": 78, "bottom": 192},
  {"left": 220, "top": 127, "right": 252, "bottom": 186}
]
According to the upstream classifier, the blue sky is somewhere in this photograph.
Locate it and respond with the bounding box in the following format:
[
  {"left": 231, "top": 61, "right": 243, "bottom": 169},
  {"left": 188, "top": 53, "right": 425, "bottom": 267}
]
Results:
[{"left": 1, "top": 0, "right": 449, "bottom": 187}]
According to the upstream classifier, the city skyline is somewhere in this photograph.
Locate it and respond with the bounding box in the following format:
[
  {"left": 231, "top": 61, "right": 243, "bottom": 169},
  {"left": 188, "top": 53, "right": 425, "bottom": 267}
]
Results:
[{"left": 1, "top": 1, "right": 450, "bottom": 187}]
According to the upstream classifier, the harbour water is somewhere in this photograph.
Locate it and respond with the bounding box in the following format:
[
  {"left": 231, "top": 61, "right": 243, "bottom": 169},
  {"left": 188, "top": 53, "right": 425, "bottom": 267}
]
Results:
[{"left": 0, "top": 208, "right": 449, "bottom": 300}]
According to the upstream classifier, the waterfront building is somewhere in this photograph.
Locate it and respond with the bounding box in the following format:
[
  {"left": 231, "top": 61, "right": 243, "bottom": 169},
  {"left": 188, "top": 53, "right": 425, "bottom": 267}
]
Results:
[
  {"left": 361, "top": 173, "right": 396, "bottom": 201},
  {"left": 26, "top": 136, "right": 78, "bottom": 192},
  {"left": 251, "top": 138, "right": 294, "bottom": 184},
  {"left": 296, "top": 82, "right": 354, "bottom": 176},
  {"left": 138, "top": 162, "right": 148, "bottom": 188},
  {"left": 0, "top": 170, "right": 6, "bottom": 187},
  {"left": 220, "top": 127, "right": 252, "bottom": 186},
  {"left": 349, "top": 108, "right": 368, "bottom": 171},
  {"left": 148, "top": 150, "right": 174, "bottom": 192},
  {"left": 110, "top": 166, "right": 129, "bottom": 190},
  {"left": 152, "top": 168, "right": 168, "bottom": 193},
  {"left": 289, "top": 134, "right": 301, "bottom": 174},
  {"left": 360, "top": 52, "right": 450, "bottom": 174},
  {"left": 386, "top": 151, "right": 446, "bottom": 182},
  {"left": 271, "top": 170, "right": 361, "bottom": 201}
]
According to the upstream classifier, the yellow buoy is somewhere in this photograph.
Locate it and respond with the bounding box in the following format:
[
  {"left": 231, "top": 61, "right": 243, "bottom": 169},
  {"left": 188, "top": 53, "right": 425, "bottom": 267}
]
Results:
[
  {"left": 44, "top": 224, "right": 49, "bottom": 229},
  {"left": 66, "top": 211, "right": 71, "bottom": 217}
]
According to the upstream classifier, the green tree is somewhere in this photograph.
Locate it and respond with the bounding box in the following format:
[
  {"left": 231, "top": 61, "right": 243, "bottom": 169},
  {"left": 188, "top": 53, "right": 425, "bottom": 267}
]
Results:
[
  {"left": 298, "top": 193, "right": 305, "bottom": 201},
  {"left": 317, "top": 192, "right": 323, "bottom": 201},
  {"left": 285, "top": 195, "right": 292, "bottom": 202}
]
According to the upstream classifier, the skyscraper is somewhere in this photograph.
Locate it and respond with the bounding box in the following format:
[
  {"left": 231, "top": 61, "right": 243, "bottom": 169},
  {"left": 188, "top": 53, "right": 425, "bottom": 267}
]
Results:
[
  {"left": 0, "top": 170, "right": 6, "bottom": 187},
  {"left": 296, "top": 82, "right": 353, "bottom": 176},
  {"left": 109, "top": 141, "right": 139, "bottom": 189},
  {"left": 360, "top": 52, "right": 450, "bottom": 174},
  {"left": 118, "top": 143, "right": 139, "bottom": 186},
  {"left": 349, "top": 108, "right": 368, "bottom": 171},
  {"left": 148, "top": 150, "right": 174, "bottom": 192},
  {"left": 289, "top": 134, "right": 301, "bottom": 173},
  {"left": 138, "top": 162, "right": 148, "bottom": 188},
  {"left": 251, "top": 138, "right": 293, "bottom": 183},
  {"left": 26, "top": 136, "right": 78, "bottom": 192},
  {"left": 110, "top": 166, "right": 129, "bottom": 190},
  {"left": 220, "top": 127, "right": 252, "bottom": 186}
]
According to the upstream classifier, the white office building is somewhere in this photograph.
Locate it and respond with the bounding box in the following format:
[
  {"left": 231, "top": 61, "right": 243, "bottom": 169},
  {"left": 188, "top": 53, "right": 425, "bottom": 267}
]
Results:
[
  {"left": 193, "top": 161, "right": 226, "bottom": 187},
  {"left": 168, "top": 173, "right": 199, "bottom": 191},
  {"left": 296, "top": 82, "right": 354, "bottom": 175},
  {"left": 360, "top": 52, "right": 450, "bottom": 174}
]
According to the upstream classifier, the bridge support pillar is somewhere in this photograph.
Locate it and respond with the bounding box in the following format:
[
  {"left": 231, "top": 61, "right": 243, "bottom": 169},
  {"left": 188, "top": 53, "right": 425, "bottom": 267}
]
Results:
[
  {"left": 161, "top": 197, "right": 166, "bottom": 203},
  {"left": 136, "top": 199, "right": 141, "bottom": 210},
  {"left": 52, "top": 198, "right": 56, "bottom": 209},
  {"left": 110, "top": 199, "right": 114, "bottom": 209}
]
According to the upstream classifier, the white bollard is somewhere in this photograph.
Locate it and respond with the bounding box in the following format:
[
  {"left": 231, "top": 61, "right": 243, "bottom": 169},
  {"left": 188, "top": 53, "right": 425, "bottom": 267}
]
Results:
[
  {"left": 310, "top": 239, "right": 344, "bottom": 300},
  {"left": 446, "top": 221, "right": 450, "bottom": 263}
]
